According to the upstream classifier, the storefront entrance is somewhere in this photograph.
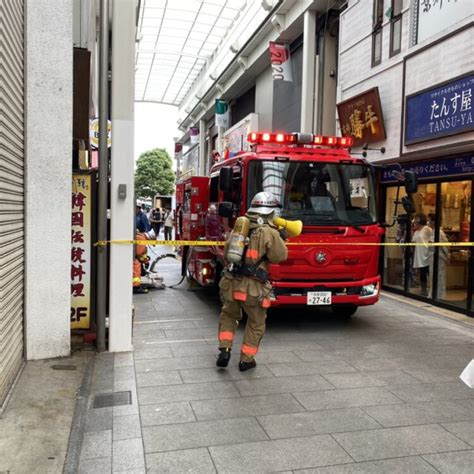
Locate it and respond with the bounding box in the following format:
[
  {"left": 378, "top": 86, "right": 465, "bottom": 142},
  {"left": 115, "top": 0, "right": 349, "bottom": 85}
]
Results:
[{"left": 382, "top": 159, "right": 474, "bottom": 316}]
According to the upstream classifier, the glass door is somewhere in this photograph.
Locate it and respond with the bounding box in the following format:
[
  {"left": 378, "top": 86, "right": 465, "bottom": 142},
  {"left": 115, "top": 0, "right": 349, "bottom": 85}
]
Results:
[
  {"left": 384, "top": 186, "right": 407, "bottom": 290},
  {"left": 436, "top": 180, "right": 472, "bottom": 309},
  {"left": 407, "top": 183, "right": 437, "bottom": 298}
]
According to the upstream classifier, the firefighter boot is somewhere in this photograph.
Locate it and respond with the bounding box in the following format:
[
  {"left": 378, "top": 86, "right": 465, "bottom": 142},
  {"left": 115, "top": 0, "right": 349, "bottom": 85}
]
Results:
[
  {"left": 239, "top": 359, "right": 257, "bottom": 372},
  {"left": 216, "top": 348, "right": 231, "bottom": 368}
]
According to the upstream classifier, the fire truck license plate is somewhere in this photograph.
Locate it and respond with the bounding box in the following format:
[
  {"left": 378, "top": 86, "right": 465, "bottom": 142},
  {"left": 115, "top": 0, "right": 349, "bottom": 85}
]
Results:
[{"left": 307, "top": 291, "right": 331, "bottom": 305}]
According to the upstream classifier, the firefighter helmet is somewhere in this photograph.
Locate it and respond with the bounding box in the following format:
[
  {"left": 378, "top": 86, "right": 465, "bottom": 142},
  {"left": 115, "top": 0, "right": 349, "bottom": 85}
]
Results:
[{"left": 248, "top": 191, "right": 280, "bottom": 215}]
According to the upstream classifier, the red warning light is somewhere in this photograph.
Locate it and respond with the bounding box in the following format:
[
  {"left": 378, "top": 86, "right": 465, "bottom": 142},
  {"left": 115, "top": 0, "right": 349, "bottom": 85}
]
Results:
[{"left": 339, "top": 136, "right": 354, "bottom": 147}]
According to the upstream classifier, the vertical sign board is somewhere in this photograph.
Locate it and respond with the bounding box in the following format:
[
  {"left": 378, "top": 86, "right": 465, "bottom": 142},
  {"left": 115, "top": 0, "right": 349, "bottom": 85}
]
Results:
[
  {"left": 337, "top": 87, "right": 387, "bottom": 146},
  {"left": 71, "top": 174, "right": 92, "bottom": 329},
  {"left": 417, "top": 0, "right": 473, "bottom": 44},
  {"left": 405, "top": 73, "right": 473, "bottom": 145}
]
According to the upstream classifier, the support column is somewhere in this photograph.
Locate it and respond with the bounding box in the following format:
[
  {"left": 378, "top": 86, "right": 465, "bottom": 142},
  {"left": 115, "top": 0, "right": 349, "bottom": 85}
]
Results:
[
  {"left": 199, "top": 119, "right": 206, "bottom": 175},
  {"left": 109, "top": 0, "right": 136, "bottom": 352},
  {"left": 301, "top": 9, "right": 316, "bottom": 133},
  {"left": 25, "top": 0, "right": 72, "bottom": 359}
]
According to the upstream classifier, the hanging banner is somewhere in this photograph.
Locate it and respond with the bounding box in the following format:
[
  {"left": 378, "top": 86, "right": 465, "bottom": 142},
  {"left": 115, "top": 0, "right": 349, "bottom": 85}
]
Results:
[
  {"left": 190, "top": 127, "right": 200, "bottom": 144},
  {"left": 269, "top": 42, "right": 293, "bottom": 82},
  {"left": 215, "top": 99, "right": 229, "bottom": 128},
  {"left": 71, "top": 174, "right": 92, "bottom": 330}
]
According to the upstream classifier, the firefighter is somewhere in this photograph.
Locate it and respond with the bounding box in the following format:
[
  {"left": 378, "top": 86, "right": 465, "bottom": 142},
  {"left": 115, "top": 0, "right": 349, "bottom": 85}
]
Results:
[
  {"left": 216, "top": 191, "right": 288, "bottom": 371},
  {"left": 133, "top": 228, "right": 155, "bottom": 294}
]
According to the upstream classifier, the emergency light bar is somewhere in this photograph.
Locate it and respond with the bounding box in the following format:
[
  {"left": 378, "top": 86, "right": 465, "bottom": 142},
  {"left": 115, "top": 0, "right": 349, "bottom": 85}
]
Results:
[{"left": 248, "top": 132, "right": 354, "bottom": 148}]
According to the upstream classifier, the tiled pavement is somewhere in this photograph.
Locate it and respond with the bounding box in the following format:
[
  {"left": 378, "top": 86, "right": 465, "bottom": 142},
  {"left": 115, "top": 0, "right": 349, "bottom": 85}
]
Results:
[{"left": 78, "top": 256, "right": 474, "bottom": 473}]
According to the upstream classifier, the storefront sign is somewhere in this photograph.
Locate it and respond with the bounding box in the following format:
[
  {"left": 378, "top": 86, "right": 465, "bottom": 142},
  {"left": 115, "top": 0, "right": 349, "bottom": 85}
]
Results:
[
  {"left": 269, "top": 42, "right": 293, "bottom": 82},
  {"left": 337, "top": 88, "right": 386, "bottom": 146},
  {"left": 417, "top": 0, "right": 472, "bottom": 44},
  {"left": 89, "top": 118, "right": 111, "bottom": 149},
  {"left": 223, "top": 113, "right": 258, "bottom": 158},
  {"left": 71, "top": 174, "right": 92, "bottom": 329},
  {"left": 405, "top": 73, "right": 473, "bottom": 145},
  {"left": 381, "top": 155, "right": 474, "bottom": 183}
]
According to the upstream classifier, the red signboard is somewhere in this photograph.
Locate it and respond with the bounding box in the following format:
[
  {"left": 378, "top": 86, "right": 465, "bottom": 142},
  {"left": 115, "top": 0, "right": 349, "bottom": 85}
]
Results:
[{"left": 337, "top": 87, "right": 386, "bottom": 146}]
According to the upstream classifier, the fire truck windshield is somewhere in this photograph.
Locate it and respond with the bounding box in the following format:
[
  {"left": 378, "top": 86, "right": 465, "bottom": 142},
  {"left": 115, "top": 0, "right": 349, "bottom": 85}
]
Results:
[{"left": 247, "top": 160, "right": 377, "bottom": 226}]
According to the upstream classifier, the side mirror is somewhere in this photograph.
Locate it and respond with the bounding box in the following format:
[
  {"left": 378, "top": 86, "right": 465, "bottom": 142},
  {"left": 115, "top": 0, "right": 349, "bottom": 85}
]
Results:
[
  {"left": 401, "top": 196, "right": 416, "bottom": 214},
  {"left": 218, "top": 202, "right": 233, "bottom": 218},
  {"left": 403, "top": 170, "right": 418, "bottom": 194},
  {"left": 219, "top": 167, "right": 233, "bottom": 192}
]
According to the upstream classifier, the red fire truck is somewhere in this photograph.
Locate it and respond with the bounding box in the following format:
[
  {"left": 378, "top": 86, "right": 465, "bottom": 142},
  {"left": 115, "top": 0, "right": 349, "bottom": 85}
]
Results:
[{"left": 176, "top": 131, "right": 415, "bottom": 316}]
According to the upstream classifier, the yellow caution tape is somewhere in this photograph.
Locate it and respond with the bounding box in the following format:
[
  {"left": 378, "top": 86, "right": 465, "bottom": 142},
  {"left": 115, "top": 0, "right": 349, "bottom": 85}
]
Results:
[{"left": 94, "top": 239, "right": 474, "bottom": 248}]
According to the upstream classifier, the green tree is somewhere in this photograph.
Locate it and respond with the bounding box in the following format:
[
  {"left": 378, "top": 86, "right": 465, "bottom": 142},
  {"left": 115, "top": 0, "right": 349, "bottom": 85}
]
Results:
[{"left": 135, "top": 148, "right": 175, "bottom": 199}]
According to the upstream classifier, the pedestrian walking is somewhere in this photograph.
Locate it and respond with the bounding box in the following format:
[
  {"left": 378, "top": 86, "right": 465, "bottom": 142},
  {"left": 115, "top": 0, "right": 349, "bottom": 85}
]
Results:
[
  {"left": 216, "top": 191, "right": 288, "bottom": 371},
  {"left": 163, "top": 207, "right": 174, "bottom": 240},
  {"left": 150, "top": 207, "right": 163, "bottom": 236}
]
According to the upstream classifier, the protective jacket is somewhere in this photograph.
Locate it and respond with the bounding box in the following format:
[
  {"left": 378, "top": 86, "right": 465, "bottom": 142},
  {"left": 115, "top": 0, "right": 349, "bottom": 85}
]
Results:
[
  {"left": 218, "top": 219, "right": 287, "bottom": 362},
  {"left": 222, "top": 221, "right": 287, "bottom": 305}
]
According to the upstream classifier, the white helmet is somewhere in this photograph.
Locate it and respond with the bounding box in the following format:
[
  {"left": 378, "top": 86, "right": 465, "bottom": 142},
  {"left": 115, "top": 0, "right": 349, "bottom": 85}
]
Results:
[
  {"left": 145, "top": 229, "right": 156, "bottom": 240},
  {"left": 248, "top": 191, "right": 280, "bottom": 215}
]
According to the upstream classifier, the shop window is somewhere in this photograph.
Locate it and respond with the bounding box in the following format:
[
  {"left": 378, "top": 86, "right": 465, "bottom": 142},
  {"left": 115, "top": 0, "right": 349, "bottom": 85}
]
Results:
[{"left": 389, "top": 0, "right": 402, "bottom": 57}]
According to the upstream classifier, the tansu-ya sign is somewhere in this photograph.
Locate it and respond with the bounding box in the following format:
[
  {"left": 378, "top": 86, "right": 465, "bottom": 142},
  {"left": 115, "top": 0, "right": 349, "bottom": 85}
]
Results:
[
  {"left": 337, "top": 87, "right": 386, "bottom": 146},
  {"left": 405, "top": 73, "right": 473, "bottom": 145}
]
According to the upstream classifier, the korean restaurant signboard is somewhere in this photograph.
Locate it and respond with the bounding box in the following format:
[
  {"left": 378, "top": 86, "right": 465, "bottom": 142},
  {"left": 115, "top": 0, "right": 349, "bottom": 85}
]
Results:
[
  {"left": 405, "top": 73, "right": 473, "bottom": 145},
  {"left": 337, "top": 87, "right": 386, "bottom": 146},
  {"left": 71, "top": 174, "right": 92, "bottom": 329},
  {"left": 417, "top": 0, "right": 472, "bottom": 44}
]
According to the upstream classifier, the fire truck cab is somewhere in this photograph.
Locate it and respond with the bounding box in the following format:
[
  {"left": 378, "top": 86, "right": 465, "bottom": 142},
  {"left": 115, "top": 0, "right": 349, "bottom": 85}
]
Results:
[{"left": 176, "top": 131, "right": 415, "bottom": 316}]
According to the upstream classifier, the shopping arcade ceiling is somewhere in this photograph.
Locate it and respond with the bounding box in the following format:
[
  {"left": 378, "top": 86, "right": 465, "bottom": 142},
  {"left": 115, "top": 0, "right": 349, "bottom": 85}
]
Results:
[{"left": 135, "top": 0, "right": 248, "bottom": 106}]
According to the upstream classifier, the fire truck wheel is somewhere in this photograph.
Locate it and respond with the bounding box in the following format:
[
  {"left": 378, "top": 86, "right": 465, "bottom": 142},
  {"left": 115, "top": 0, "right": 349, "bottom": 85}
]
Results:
[{"left": 332, "top": 305, "right": 357, "bottom": 318}]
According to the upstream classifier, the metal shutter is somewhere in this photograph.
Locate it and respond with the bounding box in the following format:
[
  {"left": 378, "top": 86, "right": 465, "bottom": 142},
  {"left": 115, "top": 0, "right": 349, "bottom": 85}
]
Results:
[{"left": 0, "top": 0, "right": 24, "bottom": 408}]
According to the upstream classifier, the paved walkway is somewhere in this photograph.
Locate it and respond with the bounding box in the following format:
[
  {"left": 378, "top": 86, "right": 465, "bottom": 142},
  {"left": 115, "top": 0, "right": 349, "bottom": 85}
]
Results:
[{"left": 79, "top": 257, "right": 474, "bottom": 473}]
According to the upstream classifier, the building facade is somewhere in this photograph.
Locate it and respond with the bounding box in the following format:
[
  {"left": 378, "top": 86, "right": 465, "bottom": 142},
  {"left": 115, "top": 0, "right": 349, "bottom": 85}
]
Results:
[{"left": 338, "top": 0, "right": 473, "bottom": 314}]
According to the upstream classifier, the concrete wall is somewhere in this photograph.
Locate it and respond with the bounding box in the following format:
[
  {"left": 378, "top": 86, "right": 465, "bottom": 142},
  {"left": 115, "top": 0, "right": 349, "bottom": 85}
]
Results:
[
  {"left": 255, "top": 67, "right": 274, "bottom": 131},
  {"left": 273, "top": 46, "right": 303, "bottom": 133},
  {"left": 25, "top": 0, "right": 73, "bottom": 359}
]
